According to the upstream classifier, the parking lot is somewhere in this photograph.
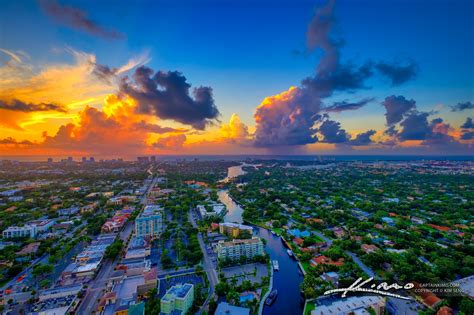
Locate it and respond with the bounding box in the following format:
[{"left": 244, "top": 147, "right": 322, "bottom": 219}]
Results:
[
  {"left": 221, "top": 263, "right": 268, "bottom": 285},
  {"left": 157, "top": 272, "right": 205, "bottom": 297}
]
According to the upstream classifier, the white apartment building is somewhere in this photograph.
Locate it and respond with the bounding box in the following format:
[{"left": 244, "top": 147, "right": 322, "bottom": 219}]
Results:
[
  {"left": 29, "top": 219, "right": 55, "bottom": 233},
  {"left": 216, "top": 237, "right": 264, "bottom": 260},
  {"left": 2, "top": 224, "right": 37, "bottom": 239},
  {"left": 135, "top": 205, "right": 163, "bottom": 237},
  {"left": 197, "top": 203, "right": 226, "bottom": 218}
]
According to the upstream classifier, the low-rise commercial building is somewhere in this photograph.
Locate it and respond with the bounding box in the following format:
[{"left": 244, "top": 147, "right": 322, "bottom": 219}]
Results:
[
  {"left": 61, "top": 234, "right": 116, "bottom": 279},
  {"left": 312, "top": 295, "right": 385, "bottom": 315},
  {"left": 31, "top": 284, "right": 83, "bottom": 315}
]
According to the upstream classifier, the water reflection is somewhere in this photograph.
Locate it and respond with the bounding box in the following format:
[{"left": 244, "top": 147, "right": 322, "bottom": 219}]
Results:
[{"left": 219, "top": 190, "right": 244, "bottom": 224}]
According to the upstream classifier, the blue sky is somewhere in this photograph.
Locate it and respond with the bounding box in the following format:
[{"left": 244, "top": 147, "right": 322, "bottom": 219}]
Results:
[
  {"left": 0, "top": 0, "right": 472, "bottom": 155},
  {"left": 2, "top": 0, "right": 472, "bottom": 122}
]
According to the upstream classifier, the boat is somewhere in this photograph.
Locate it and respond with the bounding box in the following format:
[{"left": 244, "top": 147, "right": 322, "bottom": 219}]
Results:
[
  {"left": 271, "top": 230, "right": 276, "bottom": 235},
  {"left": 272, "top": 260, "right": 279, "bottom": 271},
  {"left": 265, "top": 290, "right": 278, "bottom": 306},
  {"left": 287, "top": 249, "right": 294, "bottom": 257}
]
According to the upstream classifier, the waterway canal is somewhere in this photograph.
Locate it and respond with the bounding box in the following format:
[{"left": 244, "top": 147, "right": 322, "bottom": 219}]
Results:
[{"left": 218, "top": 164, "right": 304, "bottom": 314}]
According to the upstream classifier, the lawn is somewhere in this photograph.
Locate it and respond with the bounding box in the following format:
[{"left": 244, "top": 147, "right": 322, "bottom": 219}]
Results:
[
  {"left": 272, "top": 227, "right": 283, "bottom": 235},
  {"left": 312, "top": 234, "right": 324, "bottom": 242},
  {"left": 304, "top": 301, "right": 316, "bottom": 315},
  {"left": 301, "top": 261, "right": 312, "bottom": 274}
]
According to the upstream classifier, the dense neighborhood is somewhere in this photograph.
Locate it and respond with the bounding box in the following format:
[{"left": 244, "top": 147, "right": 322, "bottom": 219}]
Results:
[{"left": 0, "top": 157, "right": 472, "bottom": 315}]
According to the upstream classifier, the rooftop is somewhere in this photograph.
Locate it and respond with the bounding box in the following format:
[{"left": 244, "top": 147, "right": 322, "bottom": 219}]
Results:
[
  {"left": 139, "top": 205, "right": 163, "bottom": 217},
  {"left": 220, "top": 222, "right": 253, "bottom": 230},
  {"left": 163, "top": 283, "right": 193, "bottom": 300},
  {"left": 312, "top": 295, "right": 384, "bottom": 315},
  {"left": 218, "top": 237, "right": 262, "bottom": 247},
  {"left": 214, "top": 302, "right": 250, "bottom": 315},
  {"left": 451, "top": 275, "right": 474, "bottom": 298}
]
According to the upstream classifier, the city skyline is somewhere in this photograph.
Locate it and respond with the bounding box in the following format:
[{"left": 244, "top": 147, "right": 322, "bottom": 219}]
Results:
[{"left": 0, "top": 0, "right": 473, "bottom": 157}]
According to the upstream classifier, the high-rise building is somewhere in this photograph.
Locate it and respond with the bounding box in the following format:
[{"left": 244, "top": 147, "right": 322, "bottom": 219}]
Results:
[
  {"left": 90, "top": 157, "right": 95, "bottom": 162},
  {"left": 82, "top": 157, "right": 87, "bottom": 163},
  {"left": 135, "top": 205, "right": 163, "bottom": 237},
  {"left": 47, "top": 158, "right": 53, "bottom": 163},
  {"left": 216, "top": 237, "right": 264, "bottom": 261},
  {"left": 161, "top": 283, "right": 194, "bottom": 315}
]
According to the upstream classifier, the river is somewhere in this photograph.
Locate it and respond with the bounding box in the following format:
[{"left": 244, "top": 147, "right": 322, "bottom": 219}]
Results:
[{"left": 218, "top": 164, "right": 304, "bottom": 315}]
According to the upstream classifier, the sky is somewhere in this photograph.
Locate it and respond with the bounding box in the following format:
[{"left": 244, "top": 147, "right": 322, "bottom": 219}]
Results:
[{"left": 0, "top": 0, "right": 473, "bottom": 158}]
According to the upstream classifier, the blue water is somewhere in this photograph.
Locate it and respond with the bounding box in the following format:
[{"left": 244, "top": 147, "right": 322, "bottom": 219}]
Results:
[
  {"left": 256, "top": 226, "right": 305, "bottom": 315},
  {"left": 218, "top": 190, "right": 305, "bottom": 315},
  {"left": 220, "top": 190, "right": 244, "bottom": 224},
  {"left": 240, "top": 293, "right": 256, "bottom": 303}
]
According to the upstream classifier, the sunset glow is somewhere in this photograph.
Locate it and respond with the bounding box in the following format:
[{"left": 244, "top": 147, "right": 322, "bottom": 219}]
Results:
[{"left": 0, "top": 0, "right": 472, "bottom": 158}]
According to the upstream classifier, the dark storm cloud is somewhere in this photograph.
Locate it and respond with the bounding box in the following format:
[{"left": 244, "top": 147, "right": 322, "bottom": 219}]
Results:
[
  {"left": 301, "top": 61, "right": 374, "bottom": 97},
  {"left": 325, "top": 98, "right": 374, "bottom": 113},
  {"left": 397, "top": 113, "right": 453, "bottom": 143},
  {"left": 349, "top": 130, "right": 376, "bottom": 146},
  {"left": 132, "top": 120, "right": 187, "bottom": 134},
  {"left": 398, "top": 112, "right": 431, "bottom": 141},
  {"left": 376, "top": 60, "right": 418, "bottom": 86},
  {"left": 384, "top": 125, "right": 398, "bottom": 137},
  {"left": 306, "top": 0, "right": 339, "bottom": 70},
  {"left": 0, "top": 99, "right": 66, "bottom": 112},
  {"left": 461, "top": 117, "right": 474, "bottom": 129},
  {"left": 460, "top": 131, "right": 474, "bottom": 140},
  {"left": 119, "top": 66, "right": 219, "bottom": 130},
  {"left": 451, "top": 101, "right": 474, "bottom": 112},
  {"left": 318, "top": 119, "right": 350, "bottom": 143},
  {"left": 0, "top": 137, "right": 34, "bottom": 145},
  {"left": 317, "top": 119, "right": 376, "bottom": 146},
  {"left": 460, "top": 118, "right": 474, "bottom": 140},
  {"left": 39, "top": 0, "right": 124, "bottom": 40},
  {"left": 381, "top": 95, "right": 416, "bottom": 126},
  {"left": 253, "top": 0, "right": 375, "bottom": 147}
]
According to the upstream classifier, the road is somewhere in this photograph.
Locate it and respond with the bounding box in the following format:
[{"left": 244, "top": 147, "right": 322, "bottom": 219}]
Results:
[
  {"left": 346, "top": 251, "right": 380, "bottom": 280},
  {"left": 77, "top": 174, "right": 156, "bottom": 314},
  {"left": 76, "top": 220, "right": 135, "bottom": 314},
  {"left": 188, "top": 209, "right": 218, "bottom": 313},
  {"left": 314, "top": 231, "right": 333, "bottom": 246}
]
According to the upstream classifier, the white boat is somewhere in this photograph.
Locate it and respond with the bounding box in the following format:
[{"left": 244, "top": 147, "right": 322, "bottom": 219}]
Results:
[
  {"left": 272, "top": 260, "right": 279, "bottom": 271},
  {"left": 287, "top": 249, "right": 293, "bottom": 257},
  {"left": 271, "top": 230, "right": 276, "bottom": 235}
]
